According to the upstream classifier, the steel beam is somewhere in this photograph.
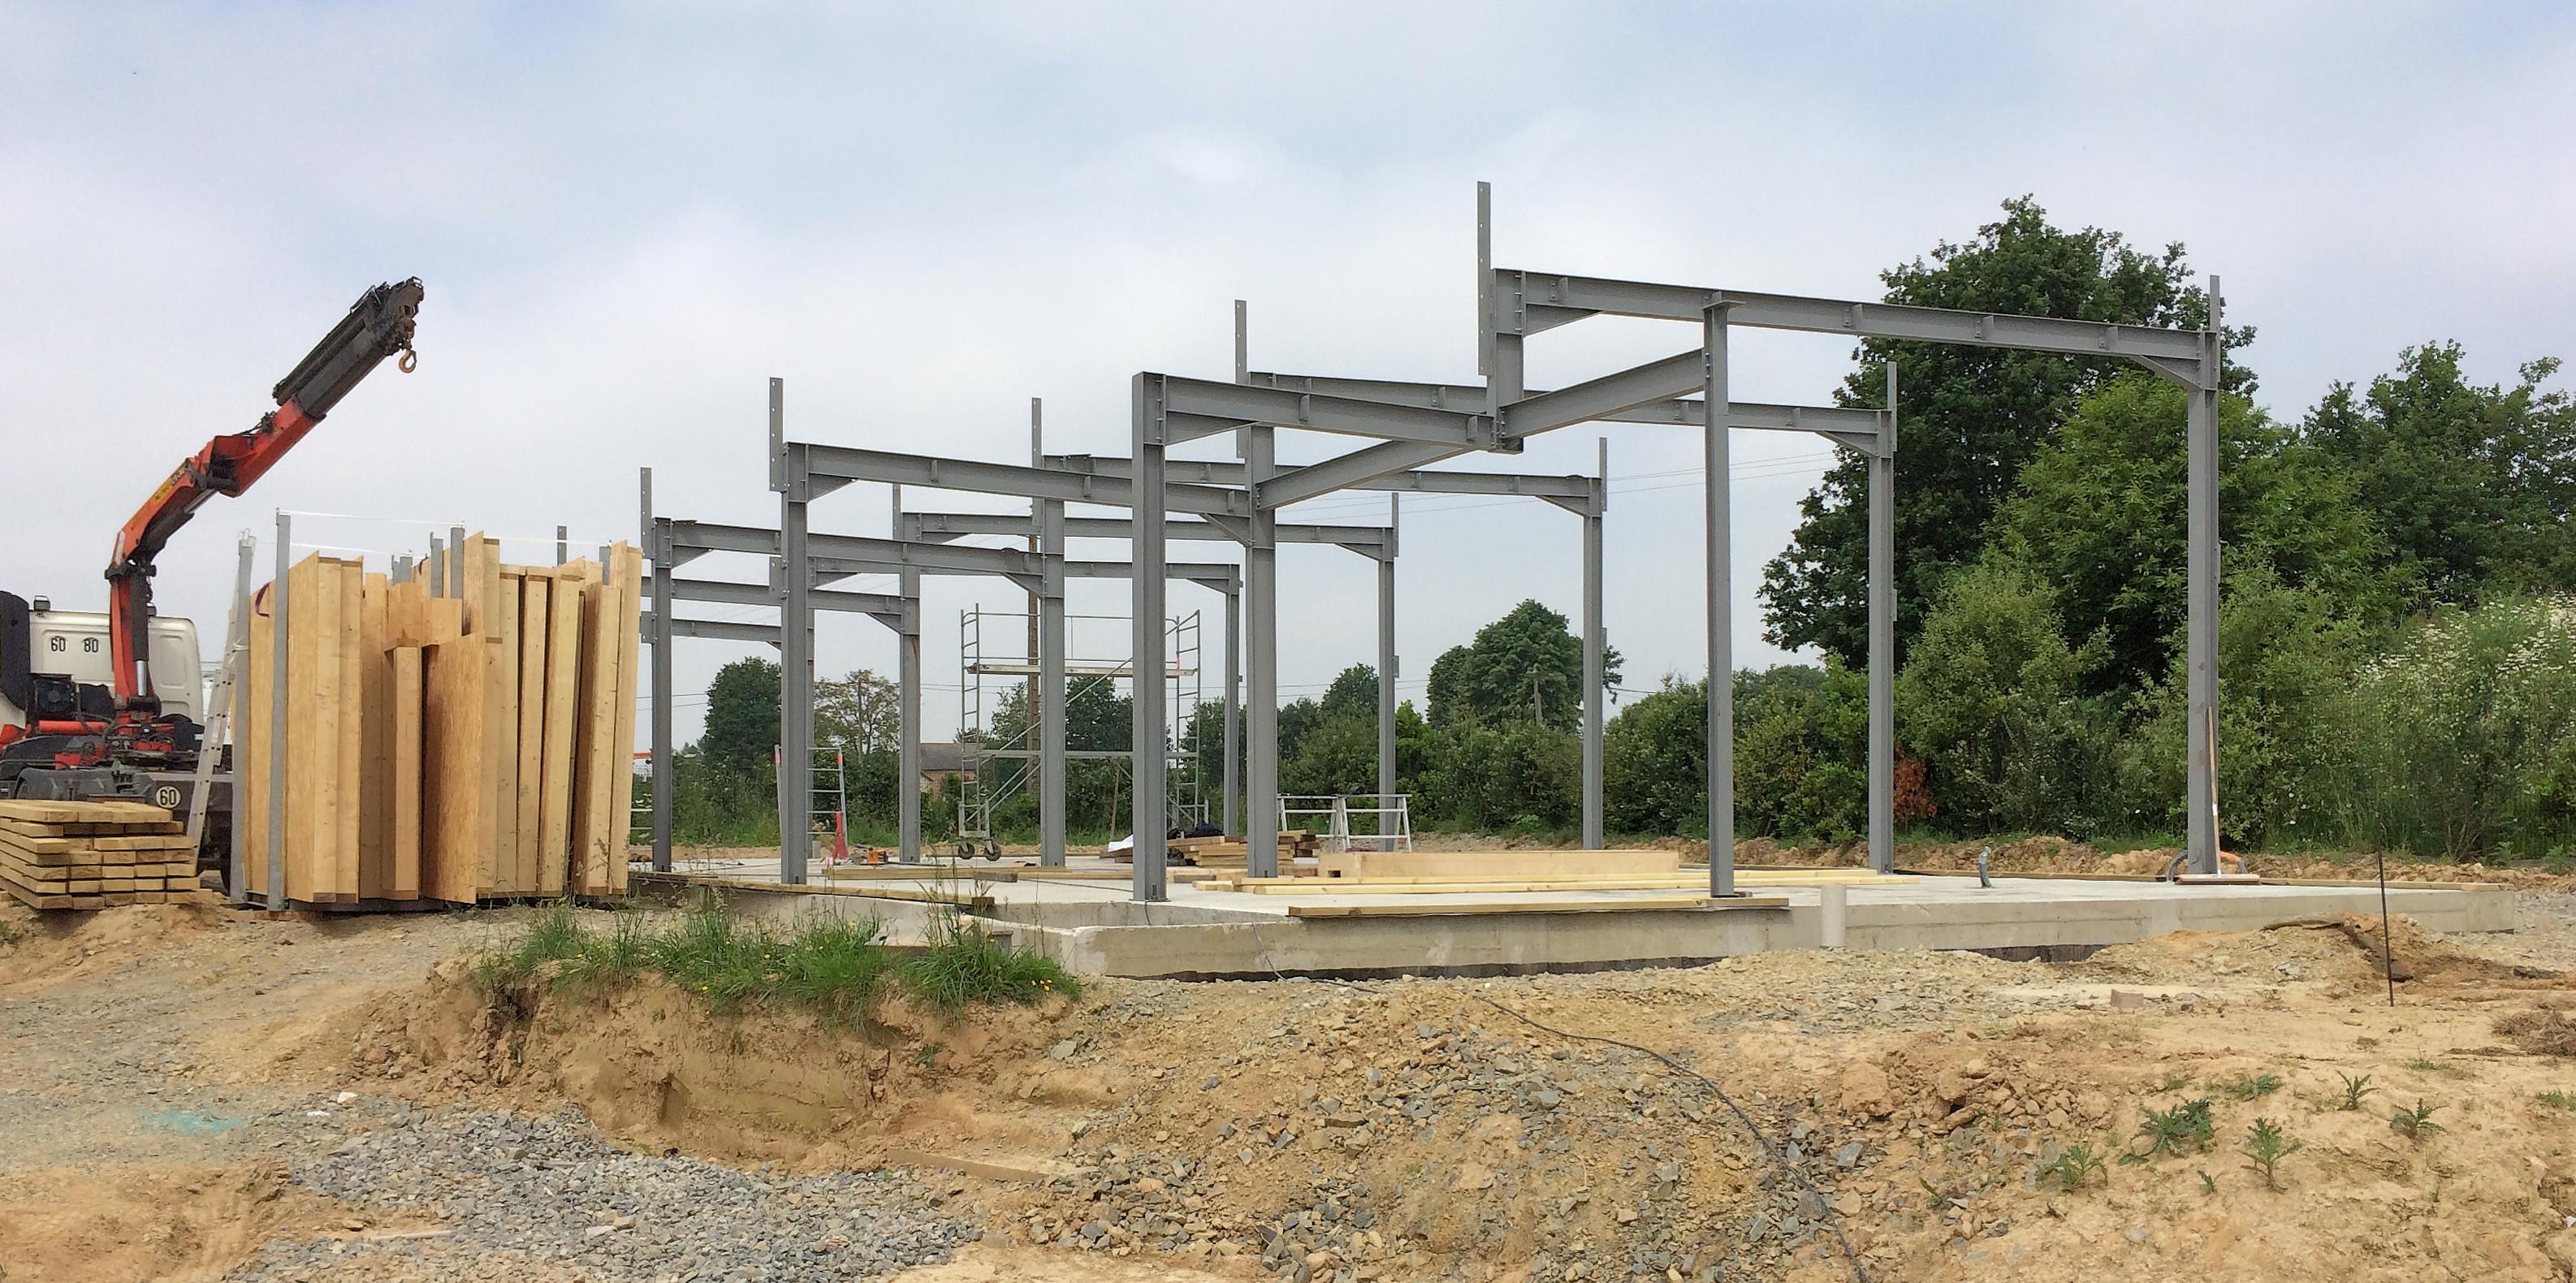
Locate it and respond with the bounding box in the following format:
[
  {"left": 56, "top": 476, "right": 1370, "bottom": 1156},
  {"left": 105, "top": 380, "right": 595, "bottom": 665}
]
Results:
[
  {"left": 2186, "top": 281, "right": 2224, "bottom": 874},
  {"left": 1039, "top": 495, "right": 1068, "bottom": 868},
  {"left": 266, "top": 511, "right": 289, "bottom": 911},
  {"left": 641, "top": 613, "right": 787, "bottom": 645},
  {"left": 1582, "top": 442, "right": 1606, "bottom": 852},
  {"left": 1498, "top": 271, "right": 2211, "bottom": 371},
  {"left": 1158, "top": 374, "right": 1507, "bottom": 450},
  {"left": 1130, "top": 374, "right": 1169, "bottom": 901},
  {"left": 1377, "top": 495, "right": 1398, "bottom": 810},
  {"left": 1245, "top": 371, "right": 1887, "bottom": 437},
  {"left": 797, "top": 442, "right": 1251, "bottom": 518},
  {"left": 902, "top": 510, "right": 1388, "bottom": 551},
  {"left": 1244, "top": 427, "right": 1280, "bottom": 877},
  {"left": 1867, "top": 370, "right": 1896, "bottom": 875},
  {"left": 1048, "top": 452, "right": 1592, "bottom": 504},
  {"left": 776, "top": 381, "right": 814, "bottom": 885},
  {"left": 1704, "top": 310, "right": 1735, "bottom": 898},
  {"left": 671, "top": 519, "right": 1042, "bottom": 584},
  {"left": 646, "top": 480, "right": 675, "bottom": 873},
  {"left": 1222, "top": 582, "right": 1241, "bottom": 837}
]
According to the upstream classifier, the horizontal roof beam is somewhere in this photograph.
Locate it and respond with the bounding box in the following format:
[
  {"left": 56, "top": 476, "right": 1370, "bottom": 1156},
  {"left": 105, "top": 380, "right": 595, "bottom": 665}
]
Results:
[
  {"left": 640, "top": 613, "right": 782, "bottom": 646},
  {"left": 1047, "top": 453, "right": 1591, "bottom": 501},
  {"left": 1154, "top": 374, "right": 1509, "bottom": 451},
  {"left": 670, "top": 520, "right": 1041, "bottom": 580},
  {"left": 900, "top": 510, "right": 1386, "bottom": 548},
  {"left": 791, "top": 442, "right": 1253, "bottom": 518},
  {"left": 1498, "top": 270, "right": 2209, "bottom": 366},
  {"left": 669, "top": 576, "right": 907, "bottom": 616},
  {"left": 1246, "top": 371, "right": 1887, "bottom": 435}
]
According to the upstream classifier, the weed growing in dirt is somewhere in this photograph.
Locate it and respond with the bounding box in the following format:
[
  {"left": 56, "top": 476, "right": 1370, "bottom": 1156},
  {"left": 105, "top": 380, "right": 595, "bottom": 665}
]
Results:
[
  {"left": 2197, "top": 1169, "right": 2218, "bottom": 1195},
  {"left": 2402, "top": 1057, "right": 2475, "bottom": 1080},
  {"left": 897, "top": 915, "right": 1080, "bottom": 1014},
  {"left": 2220, "top": 1073, "right": 2284, "bottom": 1101},
  {"left": 473, "top": 894, "right": 1070, "bottom": 1025},
  {"left": 2337, "top": 1072, "right": 2378, "bottom": 1111},
  {"left": 1917, "top": 1177, "right": 1963, "bottom": 1212},
  {"left": 0, "top": 919, "right": 25, "bottom": 948},
  {"left": 2153, "top": 1069, "right": 2193, "bottom": 1094},
  {"left": 2123, "top": 1099, "right": 2216, "bottom": 1164},
  {"left": 2239, "top": 1118, "right": 2304, "bottom": 1191},
  {"left": 2537, "top": 1091, "right": 2576, "bottom": 1111},
  {"left": 2037, "top": 1142, "right": 2107, "bottom": 1192},
  {"left": 2389, "top": 1099, "right": 2444, "bottom": 1140}
]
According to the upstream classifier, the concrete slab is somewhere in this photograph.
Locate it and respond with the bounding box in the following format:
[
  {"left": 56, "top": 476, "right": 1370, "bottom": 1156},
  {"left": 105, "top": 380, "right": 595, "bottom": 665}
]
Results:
[{"left": 630, "top": 856, "right": 2515, "bottom": 980}]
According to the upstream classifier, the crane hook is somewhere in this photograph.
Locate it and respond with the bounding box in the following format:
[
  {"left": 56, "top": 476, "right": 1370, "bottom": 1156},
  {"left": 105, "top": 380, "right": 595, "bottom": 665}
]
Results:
[{"left": 398, "top": 345, "right": 418, "bottom": 374}]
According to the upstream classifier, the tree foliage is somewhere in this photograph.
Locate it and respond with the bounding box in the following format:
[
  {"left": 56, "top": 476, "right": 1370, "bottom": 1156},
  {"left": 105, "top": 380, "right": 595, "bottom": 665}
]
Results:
[{"left": 1424, "top": 601, "right": 1620, "bottom": 731}]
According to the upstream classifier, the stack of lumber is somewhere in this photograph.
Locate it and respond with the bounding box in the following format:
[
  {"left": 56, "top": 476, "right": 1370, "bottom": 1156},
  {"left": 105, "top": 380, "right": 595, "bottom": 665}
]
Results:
[
  {"left": 1163, "top": 830, "right": 1320, "bottom": 867},
  {"left": 1316, "top": 847, "right": 1679, "bottom": 880},
  {"left": 239, "top": 535, "right": 642, "bottom": 907},
  {"left": 0, "top": 800, "right": 206, "bottom": 909}
]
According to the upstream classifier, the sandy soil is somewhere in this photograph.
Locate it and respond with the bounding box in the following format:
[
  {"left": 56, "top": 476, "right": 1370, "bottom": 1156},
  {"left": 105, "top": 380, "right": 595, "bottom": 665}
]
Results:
[{"left": 3, "top": 880, "right": 2574, "bottom": 1282}]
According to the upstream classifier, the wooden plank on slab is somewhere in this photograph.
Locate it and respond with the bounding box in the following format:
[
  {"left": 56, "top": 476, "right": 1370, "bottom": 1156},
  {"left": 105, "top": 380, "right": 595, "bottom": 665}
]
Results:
[
  {"left": 357, "top": 572, "right": 391, "bottom": 901},
  {"left": 514, "top": 572, "right": 550, "bottom": 897},
  {"left": 0, "top": 800, "right": 175, "bottom": 824},
  {"left": 420, "top": 638, "right": 483, "bottom": 905},
  {"left": 603, "top": 544, "right": 642, "bottom": 894},
  {"left": 483, "top": 568, "right": 522, "bottom": 896},
  {"left": 536, "top": 561, "right": 590, "bottom": 896},
  {"left": 1313, "top": 849, "right": 1684, "bottom": 881},
  {"left": 390, "top": 646, "right": 423, "bottom": 901}
]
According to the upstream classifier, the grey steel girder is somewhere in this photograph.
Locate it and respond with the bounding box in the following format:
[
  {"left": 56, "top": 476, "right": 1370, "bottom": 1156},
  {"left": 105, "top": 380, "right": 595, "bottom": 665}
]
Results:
[
  {"left": 1246, "top": 371, "right": 1890, "bottom": 451},
  {"left": 1493, "top": 272, "right": 2215, "bottom": 382},
  {"left": 793, "top": 441, "right": 1253, "bottom": 518},
  {"left": 901, "top": 510, "right": 1390, "bottom": 553},
  {"left": 1153, "top": 374, "right": 1511, "bottom": 451},
  {"left": 1044, "top": 452, "right": 1593, "bottom": 503}
]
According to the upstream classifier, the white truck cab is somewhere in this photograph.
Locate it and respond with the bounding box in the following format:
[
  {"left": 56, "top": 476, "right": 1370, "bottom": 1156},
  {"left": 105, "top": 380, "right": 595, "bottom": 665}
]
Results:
[{"left": 0, "top": 598, "right": 202, "bottom": 730}]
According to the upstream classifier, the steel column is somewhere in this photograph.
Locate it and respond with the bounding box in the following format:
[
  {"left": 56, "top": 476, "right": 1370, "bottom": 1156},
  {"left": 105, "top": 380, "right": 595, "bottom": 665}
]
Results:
[
  {"left": 777, "top": 388, "right": 813, "bottom": 885},
  {"left": 426, "top": 537, "right": 443, "bottom": 598},
  {"left": 2185, "top": 280, "right": 2224, "bottom": 875},
  {"left": 447, "top": 524, "right": 465, "bottom": 598},
  {"left": 646, "top": 471, "right": 675, "bottom": 873},
  {"left": 1867, "top": 371, "right": 1897, "bottom": 875},
  {"left": 1582, "top": 439, "right": 1606, "bottom": 851},
  {"left": 1222, "top": 582, "right": 1241, "bottom": 836},
  {"left": 895, "top": 482, "right": 922, "bottom": 863},
  {"left": 266, "top": 512, "right": 290, "bottom": 911},
  {"left": 1039, "top": 495, "right": 1068, "bottom": 867},
  {"left": 1244, "top": 424, "right": 1281, "bottom": 877},
  {"left": 1377, "top": 496, "right": 1398, "bottom": 807},
  {"left": 1130, "top": 374, "right": 1170, "bottom": 901},
  {"left": 223, "top": 534, "right": 254, "bottom": 901},
  {"left": 1703, "top": 310, "right": 1735, "bottom": 897}
]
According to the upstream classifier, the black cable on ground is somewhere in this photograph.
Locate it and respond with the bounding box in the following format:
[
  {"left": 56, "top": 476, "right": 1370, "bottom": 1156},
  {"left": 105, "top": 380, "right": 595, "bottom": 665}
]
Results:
[{"left": 1239, "top": 932, "right": 1873, "bottom": 1283}]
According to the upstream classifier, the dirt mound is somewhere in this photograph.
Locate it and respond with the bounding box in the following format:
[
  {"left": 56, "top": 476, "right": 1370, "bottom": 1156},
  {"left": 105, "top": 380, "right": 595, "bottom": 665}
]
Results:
[
  {"left": 0, "top": 901, "right": 220, "bottom": 996},
  {"left": 0, "top": 1160, "right": 372, "bottom": 1283},
  {"left": 342, "top": 958, "right": 1087, "bottom": 1169}
]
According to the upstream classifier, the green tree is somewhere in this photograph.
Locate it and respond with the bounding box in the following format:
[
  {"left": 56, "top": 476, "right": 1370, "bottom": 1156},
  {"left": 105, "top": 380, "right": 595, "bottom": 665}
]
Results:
[
  {"left": 1603, "top": 677, "right": 1707, "bottom": 836},
  {"left": 1424, "top": 601, "right": 1620, "bottom": 731},
  {"left": 2304, "top": 344, "right": 2576, "bottom": 607},
  {"left": 1733, "top": 663, "right": 1869, "bottom": 842},
  {"left": 698, "top": 657, "right": 782, "bottom": 780},
  {"left": 1895, "top": 558, "right": 2120, "bottom": 835},
  {"left": 1761, "top": 197, "right": 2250, "bottom": 669},
  {"left": 1995, "top": 374, "right": 2385, "bottom": 692},
  {"left": 813, "top": 667, "right": 899, "bottom": 752}
]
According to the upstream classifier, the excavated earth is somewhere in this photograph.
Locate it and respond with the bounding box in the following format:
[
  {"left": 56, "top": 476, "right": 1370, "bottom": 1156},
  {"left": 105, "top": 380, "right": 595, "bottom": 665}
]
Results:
[{"left": 3, "top": 871, "right": 2575, "bottom": 1282}]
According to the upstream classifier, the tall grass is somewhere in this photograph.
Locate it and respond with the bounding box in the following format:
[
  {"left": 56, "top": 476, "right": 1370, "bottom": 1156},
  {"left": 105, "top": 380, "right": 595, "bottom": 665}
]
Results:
[{"left": 476, "top": 895, "right": 1076, "bottom": 1025}]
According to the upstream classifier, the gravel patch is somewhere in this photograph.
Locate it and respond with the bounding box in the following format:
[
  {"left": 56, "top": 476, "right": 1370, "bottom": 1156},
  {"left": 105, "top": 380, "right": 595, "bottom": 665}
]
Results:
[{"left": 227, "top": 1109, "right": 981, "bottom": 1282}]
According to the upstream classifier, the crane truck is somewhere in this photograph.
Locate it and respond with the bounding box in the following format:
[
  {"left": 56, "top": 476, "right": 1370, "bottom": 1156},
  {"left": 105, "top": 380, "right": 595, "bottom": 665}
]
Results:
[{"left": 0, "top": 279, "right": 424, "bottom": 866}]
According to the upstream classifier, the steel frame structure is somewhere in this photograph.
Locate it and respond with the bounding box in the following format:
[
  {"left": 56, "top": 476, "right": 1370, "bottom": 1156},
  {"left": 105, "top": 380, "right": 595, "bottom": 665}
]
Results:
[{"left": 1122, "top": 183, "right": 2222, "bottom": 901}]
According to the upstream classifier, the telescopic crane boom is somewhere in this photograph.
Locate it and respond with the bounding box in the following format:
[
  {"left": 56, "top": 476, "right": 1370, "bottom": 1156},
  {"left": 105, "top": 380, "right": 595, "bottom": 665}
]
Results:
[{"left": 104, "top": 279, "right": 423, "bottom": 714}]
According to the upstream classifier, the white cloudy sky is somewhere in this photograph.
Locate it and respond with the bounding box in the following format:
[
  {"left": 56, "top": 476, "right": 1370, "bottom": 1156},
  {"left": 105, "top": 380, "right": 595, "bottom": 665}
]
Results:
[{"left": 5, "top": 2, "right": 2570, "bottom": 744}]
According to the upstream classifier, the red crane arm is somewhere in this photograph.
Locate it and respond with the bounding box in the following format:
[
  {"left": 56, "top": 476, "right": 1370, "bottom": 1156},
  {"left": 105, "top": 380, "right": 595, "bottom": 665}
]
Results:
[{"left": 105, "top": 279, "right": 423, "bottom": 710}]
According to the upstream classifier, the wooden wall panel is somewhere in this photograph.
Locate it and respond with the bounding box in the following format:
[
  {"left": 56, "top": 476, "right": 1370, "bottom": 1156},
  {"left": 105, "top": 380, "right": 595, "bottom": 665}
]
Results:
[
  {"left": 390, "top": 645, "right": 423, "bottom": 901},
  {"left": 515, "top": 573, "right": 550, "bottom": 896}
]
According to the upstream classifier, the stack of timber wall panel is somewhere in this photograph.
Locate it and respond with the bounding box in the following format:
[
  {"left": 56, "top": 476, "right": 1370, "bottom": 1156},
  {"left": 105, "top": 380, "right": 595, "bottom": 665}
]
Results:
[
  {"left": 0, "top": 800, "right": 203, "bottom": 909},
  {"left": 240, "top": 536, "right": 641, "bottom": 908}
]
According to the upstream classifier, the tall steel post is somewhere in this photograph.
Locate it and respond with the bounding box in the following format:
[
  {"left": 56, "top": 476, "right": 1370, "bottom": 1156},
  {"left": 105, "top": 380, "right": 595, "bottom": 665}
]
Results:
[
  {"left": 1376, "top": 494, "right": 1398, "bottom": 808},
  {"left": 1703, "top": 309, "right": 1736, "bottom": 897},
  {"left": 1221, "top": 582, "right": 1241, "bottom": 836},
  {"left": 556, "top": 524, "right": 568, "bottom": 566},
  {"left": 447, "top": 524, "right": 465, "bottom": 598},
  {"left": 1581, "top": 438, "right": 1606, "bottom": 851},
  {"left": 425, "top": 536, "right": 443, "bottom": 598},
  {"left": 894, "top": 485, "right": 922, "bottom": 863},
  {"left": 645, "top": 471, "right": 676, "bottom": 873},
  {"left": 223, "top": 534, "right": 254, "bottom": 901},
  {"left": 1028, "top": 398, "right": 1046, "bottom": 850},
  {"left": 776, "top": 382, "right": 813, "bottom": 884},
  {"left": 1130, "top": 374, "right": 1170, "bottom": 901},
  {"left": 266, "top": 511, "right": 291, "bottom": 911},
  {"left": 1867, "top": 369, "right": 1898, "bottom": 875},
  {"left": 1038, "top": 494, "right": 1069, "bottom": 867},
  {"left": 2185, "top": 279, "right": 2224, "bottom": 875}
]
